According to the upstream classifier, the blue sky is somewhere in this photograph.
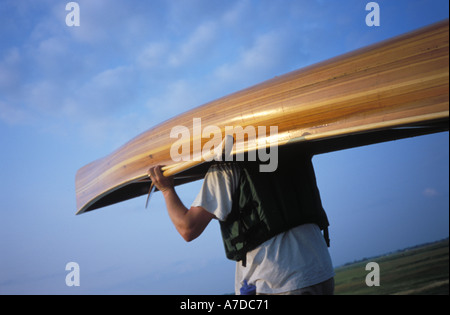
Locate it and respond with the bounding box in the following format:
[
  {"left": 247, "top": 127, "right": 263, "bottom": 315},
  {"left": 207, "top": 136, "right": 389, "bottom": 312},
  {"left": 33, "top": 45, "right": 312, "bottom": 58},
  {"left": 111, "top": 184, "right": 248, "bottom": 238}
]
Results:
[{"left": 0, "top": 0, "right": 448, "bottom": 294}]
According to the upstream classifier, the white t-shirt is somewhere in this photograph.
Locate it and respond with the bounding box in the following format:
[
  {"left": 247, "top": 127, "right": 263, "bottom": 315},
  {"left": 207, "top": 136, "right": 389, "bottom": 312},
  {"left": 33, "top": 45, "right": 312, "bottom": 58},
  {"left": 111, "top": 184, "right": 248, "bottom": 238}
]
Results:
[{"left": 191, "top": 163, "right": 335, "bottom": 294}]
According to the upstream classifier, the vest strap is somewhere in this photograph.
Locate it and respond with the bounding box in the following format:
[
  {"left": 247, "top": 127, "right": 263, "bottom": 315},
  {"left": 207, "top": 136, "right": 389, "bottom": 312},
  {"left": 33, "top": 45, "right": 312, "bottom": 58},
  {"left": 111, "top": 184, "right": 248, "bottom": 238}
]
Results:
[
  {"left": 230, "top": 221, "right": 266, "bottom": 246},
  {"left": 324, "top": 227, "right": 330, "bottom": 247}
]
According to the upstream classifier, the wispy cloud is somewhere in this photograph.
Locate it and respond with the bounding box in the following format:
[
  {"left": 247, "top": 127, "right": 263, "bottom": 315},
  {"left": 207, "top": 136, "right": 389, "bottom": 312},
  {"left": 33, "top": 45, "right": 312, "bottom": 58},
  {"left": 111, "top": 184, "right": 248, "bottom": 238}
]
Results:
[
  {"left": 0, "top": 47, "right": 22, "bottom": 92},
  {"left": 213, "top": 30, "right": 296, "bottom": 88},
  {"left": 137, "top": 42, "right": 169, "bottom": 69},
  {"left": 0, "top": 100, "right": 31, "bottom": 125},
  {"left": 423, "top": 188, "right": 439, "bottom": 197},
  {"left": 168, "top": 21, "right": 218, "bottom": 67}
]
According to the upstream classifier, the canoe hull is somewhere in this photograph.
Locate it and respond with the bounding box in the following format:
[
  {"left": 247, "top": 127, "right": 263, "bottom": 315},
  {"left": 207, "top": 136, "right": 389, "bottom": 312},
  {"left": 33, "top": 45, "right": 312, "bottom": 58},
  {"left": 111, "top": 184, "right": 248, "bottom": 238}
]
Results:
[{"left": 75, "top": 20, "right": 449, "bottom": 215}]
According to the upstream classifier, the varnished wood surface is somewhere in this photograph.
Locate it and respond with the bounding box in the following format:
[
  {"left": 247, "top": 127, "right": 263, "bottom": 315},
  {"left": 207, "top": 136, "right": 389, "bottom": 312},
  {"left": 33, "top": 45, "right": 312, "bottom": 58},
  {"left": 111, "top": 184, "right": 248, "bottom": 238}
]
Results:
[{"left": 76, "top": 20, "right": 449, "bottom": 215}]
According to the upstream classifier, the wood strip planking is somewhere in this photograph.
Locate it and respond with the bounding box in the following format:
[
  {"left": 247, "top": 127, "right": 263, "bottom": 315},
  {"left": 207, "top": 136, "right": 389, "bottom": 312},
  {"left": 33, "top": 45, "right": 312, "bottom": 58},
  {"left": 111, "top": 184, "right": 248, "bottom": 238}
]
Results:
[{"left": 75, "top": 20, "right": 449, "bottom": 214}]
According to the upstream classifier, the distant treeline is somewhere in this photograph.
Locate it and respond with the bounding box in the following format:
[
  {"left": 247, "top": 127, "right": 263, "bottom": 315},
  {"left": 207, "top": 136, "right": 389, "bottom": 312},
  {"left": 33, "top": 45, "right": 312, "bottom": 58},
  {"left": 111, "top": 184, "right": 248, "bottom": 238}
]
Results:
[{"left": 340, "top": 237, "right": 449, "bottom": 267}]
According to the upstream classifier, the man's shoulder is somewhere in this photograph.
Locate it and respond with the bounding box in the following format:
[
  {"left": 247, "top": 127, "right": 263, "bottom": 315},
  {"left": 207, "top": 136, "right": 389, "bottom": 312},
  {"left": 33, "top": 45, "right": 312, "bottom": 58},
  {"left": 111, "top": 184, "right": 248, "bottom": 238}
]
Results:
[{"left": 208, "top": 162, "right": 241, "bottom": 175}]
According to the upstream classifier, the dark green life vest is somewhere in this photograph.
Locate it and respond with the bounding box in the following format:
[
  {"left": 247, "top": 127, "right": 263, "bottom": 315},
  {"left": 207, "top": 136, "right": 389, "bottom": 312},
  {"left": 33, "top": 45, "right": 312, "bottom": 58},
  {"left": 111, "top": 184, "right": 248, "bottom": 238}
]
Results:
[{"left": 219, "top": 153, "right": 330, "bottom": 266}]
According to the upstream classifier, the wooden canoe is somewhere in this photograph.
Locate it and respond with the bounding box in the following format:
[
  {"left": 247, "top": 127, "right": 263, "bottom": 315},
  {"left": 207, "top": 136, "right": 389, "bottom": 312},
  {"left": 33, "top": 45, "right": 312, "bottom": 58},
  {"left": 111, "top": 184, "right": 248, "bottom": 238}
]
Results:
[{"left": 75, "top": 19, "right": 449, "bottom": 215}]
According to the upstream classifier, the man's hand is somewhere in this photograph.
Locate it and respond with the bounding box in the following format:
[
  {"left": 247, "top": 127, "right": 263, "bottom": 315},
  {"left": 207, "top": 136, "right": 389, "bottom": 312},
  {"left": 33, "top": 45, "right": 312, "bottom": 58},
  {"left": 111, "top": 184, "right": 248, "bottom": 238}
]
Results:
[
  {"left": 147, "top": 165, "right": 214, "bottom": 242},
  {"left": 147, "top": 165, "right": 174, "bottom": 193}
]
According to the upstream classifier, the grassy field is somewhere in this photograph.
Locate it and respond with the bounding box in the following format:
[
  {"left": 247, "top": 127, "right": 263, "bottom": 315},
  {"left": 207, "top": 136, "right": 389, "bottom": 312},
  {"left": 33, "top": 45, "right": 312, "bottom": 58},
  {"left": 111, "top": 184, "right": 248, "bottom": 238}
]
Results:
[{"left": 334, "top": 238, "right": 449, "bottom": 295}]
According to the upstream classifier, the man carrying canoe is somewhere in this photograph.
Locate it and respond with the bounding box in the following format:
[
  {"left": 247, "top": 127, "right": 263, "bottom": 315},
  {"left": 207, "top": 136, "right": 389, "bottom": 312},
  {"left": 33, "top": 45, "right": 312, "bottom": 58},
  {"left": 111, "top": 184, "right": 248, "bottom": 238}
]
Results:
[{"left": 148, "top": 152, "right": 335, "bottom": 295}]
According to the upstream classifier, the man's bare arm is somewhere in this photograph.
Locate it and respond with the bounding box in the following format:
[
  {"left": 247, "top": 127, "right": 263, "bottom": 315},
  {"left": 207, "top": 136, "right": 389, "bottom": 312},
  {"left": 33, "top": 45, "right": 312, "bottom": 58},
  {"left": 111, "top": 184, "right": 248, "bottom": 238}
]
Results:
[{"left": 148, "top": 166, "right": 215, "bottom": 242}]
